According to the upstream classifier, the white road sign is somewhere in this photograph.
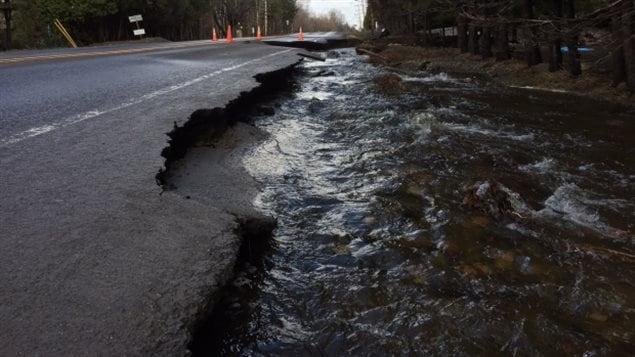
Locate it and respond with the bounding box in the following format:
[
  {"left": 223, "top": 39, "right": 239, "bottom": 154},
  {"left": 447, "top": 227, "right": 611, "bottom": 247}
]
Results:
[
  {"left": 129, "top": 15, "right": 143, "bottom": 23},
  {"left": 133, "top": 29, "right": 146, "bottom": 36}
]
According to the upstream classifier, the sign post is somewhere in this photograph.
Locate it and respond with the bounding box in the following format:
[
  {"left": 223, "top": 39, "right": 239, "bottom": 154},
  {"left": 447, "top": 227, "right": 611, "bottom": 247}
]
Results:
[{"left": 128, "top": 14, "right": 145, "bottom": 38}]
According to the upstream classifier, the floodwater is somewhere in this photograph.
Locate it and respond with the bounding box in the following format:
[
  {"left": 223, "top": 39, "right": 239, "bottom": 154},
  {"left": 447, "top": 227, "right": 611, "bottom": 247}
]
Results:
[{"left": 201, "top": 49, "right": 634, "bottom": 355}]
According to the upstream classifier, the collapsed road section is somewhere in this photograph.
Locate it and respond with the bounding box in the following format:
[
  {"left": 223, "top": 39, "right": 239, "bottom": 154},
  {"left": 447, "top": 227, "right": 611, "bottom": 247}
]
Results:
[
  {"left": 156, "top": 64, "right": 298, "bottom": 188},
  {"left": 0, "top": 43, "right": 301, "bottom": 356}
]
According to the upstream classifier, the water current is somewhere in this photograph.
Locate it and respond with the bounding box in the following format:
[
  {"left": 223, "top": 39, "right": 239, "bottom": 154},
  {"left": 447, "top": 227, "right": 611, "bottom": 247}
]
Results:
[{"left": 202, "top": 49, "right": 634, "bottom": 355}]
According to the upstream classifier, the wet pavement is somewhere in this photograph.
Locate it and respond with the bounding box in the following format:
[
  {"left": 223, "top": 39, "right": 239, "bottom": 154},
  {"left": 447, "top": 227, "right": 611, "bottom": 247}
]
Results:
[{"left": 0, "top": 42, "right": 301, "bottom": 355}]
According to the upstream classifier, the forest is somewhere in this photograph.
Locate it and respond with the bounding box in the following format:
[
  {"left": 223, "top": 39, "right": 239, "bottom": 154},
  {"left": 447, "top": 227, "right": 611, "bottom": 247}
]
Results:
[
  {"left": 365, "top": 0, "right": 635, "bottom": 91},
  {"left": 0, "top": 0, "right": 319, "bottom": 49},
  {"left": 0, "top": 0, "right": 353, "bottom": 49}
]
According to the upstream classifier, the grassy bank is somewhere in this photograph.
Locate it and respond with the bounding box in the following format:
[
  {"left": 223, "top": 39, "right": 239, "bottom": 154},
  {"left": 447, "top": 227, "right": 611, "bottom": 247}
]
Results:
[{"left": 357, "top": 39, "right": 633, "bottom": 107}]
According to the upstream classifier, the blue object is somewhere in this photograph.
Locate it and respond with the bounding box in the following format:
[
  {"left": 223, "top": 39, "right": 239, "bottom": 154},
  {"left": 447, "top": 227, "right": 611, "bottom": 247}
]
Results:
[{"left": 561, "top": 47, "right": 593, "bottom": 53}]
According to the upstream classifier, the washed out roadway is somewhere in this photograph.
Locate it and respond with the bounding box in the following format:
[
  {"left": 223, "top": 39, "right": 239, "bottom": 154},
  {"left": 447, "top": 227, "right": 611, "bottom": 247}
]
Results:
[{"left": 0, "top": 40, "right": 302, "bottom": 355}]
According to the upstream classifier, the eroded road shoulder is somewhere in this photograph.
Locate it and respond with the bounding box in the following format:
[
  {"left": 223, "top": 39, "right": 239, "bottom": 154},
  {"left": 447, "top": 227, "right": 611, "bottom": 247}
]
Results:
[{"left": 0, "top": 43, "right": 300, "bottom": 356}]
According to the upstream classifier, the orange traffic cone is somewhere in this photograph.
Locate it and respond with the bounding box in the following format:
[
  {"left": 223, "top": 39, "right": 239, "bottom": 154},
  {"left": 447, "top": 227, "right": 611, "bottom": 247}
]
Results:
[
  {"left": 257, "top": 26, "right": 262, "bottom": 41},
  {"left": 212, "top": 28, "right": 218, "bottom": 41},
  {"left": 298, "top": 27, "right": 304, "bottom": 41},
  {"left": 226, "top": 25, "right": 233, "bottom": 43}
]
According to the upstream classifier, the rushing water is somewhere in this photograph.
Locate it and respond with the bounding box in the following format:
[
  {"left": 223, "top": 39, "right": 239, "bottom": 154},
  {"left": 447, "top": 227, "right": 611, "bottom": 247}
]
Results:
[{"left": 205, "top": 49, "right": 634, "bottom": 355}]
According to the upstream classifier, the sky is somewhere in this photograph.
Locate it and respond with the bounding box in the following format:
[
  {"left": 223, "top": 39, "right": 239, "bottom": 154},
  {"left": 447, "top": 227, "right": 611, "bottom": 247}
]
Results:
[{"left": 298, "top": 0, "right": 365, "bottom": 28}]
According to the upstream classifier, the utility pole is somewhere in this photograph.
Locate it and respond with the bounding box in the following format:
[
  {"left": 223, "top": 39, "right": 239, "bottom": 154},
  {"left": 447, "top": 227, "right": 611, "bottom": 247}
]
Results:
[
  {"left": 264, "top": 0, "right": 268, "bottom": 36},
  {"left": 1, "top": 0, "right": 12, "bottom": 50}
]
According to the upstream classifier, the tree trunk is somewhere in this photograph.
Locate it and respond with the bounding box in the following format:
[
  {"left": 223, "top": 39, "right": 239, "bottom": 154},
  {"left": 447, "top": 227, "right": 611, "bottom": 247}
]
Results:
[
  {"left": 99, "top": 19, "right": 106, "bottom": 42},
  {"left": 564, "top": 0, "right": 575, "bottom": 18},
  {"left": 469, "top": 24, "right": 480, "bottom": 55},
  {"left": 566, "top": 42, "right": 582, "bottom": 76},
  {"left": 523, "top": 0, "right": 541, "bottom": 66},
  {"left": 2, "top": 2, "right": 12, "bottom": 51},
  {"left": 478, "top": 0, "right": 493, "bottom": 58},
  {"left": 625, "top": 40, "right": 635, "bottom": 92},
  {"left": 117, "top": 16, "right": 123, "bottom": 41},
  {"left": 522, "top": 0, "right": 533, "bottom": 18},
  {"left": 495, "top": 23, "right": 510, "bottom": 61},
  {"left": 480, "top": 26, "right": 493, "bottom": 58},
  {"left": 549, "top": 39, "right": 563, "bottom": 71},
  {"left": 611, "top": 15, "right": 626, "bottom": 86},
  {"left": 549, "top": 0, "right": 564, "bottom": 71},
  {"left": 565, "top": 0, "right": 581, "bottom": 76},
  {"left": 622, "top": 0, "right": 635, "bottom": 92},
  {"left": 612, "top": 47, "right": 627, "bottom": 87},
  {"left": 458, "top": 16, "right": 469, "bottom": 52}
]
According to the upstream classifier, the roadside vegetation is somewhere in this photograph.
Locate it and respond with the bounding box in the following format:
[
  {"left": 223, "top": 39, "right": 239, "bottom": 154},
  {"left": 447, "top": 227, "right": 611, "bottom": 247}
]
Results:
[
  {"left": 0, "top": 0, "right": 348, "bottom": 50},
  {"left": 361, "top": 0, "right": 635, "bottom": 96}
]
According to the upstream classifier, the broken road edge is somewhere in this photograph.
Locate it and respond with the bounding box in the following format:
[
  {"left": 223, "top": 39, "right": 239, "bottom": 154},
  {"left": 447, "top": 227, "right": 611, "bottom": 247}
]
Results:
[{"left": 150, "top": 57, "right": 301, "bottom": 355}]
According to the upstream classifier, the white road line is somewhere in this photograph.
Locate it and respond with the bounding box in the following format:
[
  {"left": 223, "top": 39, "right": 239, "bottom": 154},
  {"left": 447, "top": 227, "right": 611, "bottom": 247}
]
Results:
[{"left": 0, "top": 49, "right": 293, "bottom": 148}]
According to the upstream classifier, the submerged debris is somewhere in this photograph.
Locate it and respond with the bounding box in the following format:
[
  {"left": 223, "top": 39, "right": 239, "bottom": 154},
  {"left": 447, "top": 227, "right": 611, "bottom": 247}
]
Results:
[
  {"left": 311, "top": 69, "right": 336, "bottom": 77},
  {"left": 373, "top": 73, "right": 403, "bottom": 96},
  {"left": 308, "top": 98, "right": 326, "bottom": 113},
  {"left": 462, "top": 180, "right": 514, "bottom": 220},
  {"left": 327, "top": 50, "right": 341, "bottom": 59}
]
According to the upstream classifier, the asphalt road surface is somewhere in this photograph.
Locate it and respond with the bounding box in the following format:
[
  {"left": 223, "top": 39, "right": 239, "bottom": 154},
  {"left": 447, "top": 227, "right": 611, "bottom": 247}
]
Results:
[
  {"left": 0, "top": 38, "right": 307, "bottom": 355},
  {"left": 264, "top": 31, "right": 351, "bottom": 50}
]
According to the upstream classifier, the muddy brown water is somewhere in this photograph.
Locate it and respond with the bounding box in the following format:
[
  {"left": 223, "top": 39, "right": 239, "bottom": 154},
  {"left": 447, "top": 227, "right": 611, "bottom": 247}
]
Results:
[{"left": 195, "top": 49, "right": 634, "bottom": 355}]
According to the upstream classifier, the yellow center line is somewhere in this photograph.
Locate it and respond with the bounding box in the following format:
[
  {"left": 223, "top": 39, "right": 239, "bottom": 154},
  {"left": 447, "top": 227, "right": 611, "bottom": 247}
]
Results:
[{"left": 0, "top": 40, "right": 230, "bottom": 65}]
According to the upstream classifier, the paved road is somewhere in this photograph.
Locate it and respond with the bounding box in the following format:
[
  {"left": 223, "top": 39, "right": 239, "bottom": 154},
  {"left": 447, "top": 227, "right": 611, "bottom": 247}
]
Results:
[
  {"left": 0, "top": 39, "right": 304, "bottom": 355},
  {"left": 0, "top": 37, "right": 255, "bottom": 64},
  {"left": 264, "top": 31, "right": 352, "bottom": 50}
]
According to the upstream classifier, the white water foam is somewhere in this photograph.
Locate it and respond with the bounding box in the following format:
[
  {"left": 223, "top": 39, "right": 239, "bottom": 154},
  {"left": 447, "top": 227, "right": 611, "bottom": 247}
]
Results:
[
  {"left": 505, "top": 222, "right": 541, "bottom": 239},
  {"left": 539, "top": 183, "right": 631, "bottom": 237},
  {"left": 401, "top": 72, "right": 454, "bottom": 83},
  {"left": 441, "top": 122, "right": 535, "bottom": 142},
  {"left": 509, "top": 85, "right": 568, "bottom": 93},
  {"left": 296, "top": 91, "right": 334, "bottom": 101},
  {"left": 409, "top": 112, "right": 436, "bottom": 140},
  {"left": 519, "top": 158, "right": 557, "bottom": 174}
]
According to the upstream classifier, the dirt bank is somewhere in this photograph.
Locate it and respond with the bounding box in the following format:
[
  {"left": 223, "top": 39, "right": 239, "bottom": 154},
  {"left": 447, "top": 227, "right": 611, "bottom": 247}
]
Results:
[{"left": 358, "top": 41, "right": 633, "bottom": 107}]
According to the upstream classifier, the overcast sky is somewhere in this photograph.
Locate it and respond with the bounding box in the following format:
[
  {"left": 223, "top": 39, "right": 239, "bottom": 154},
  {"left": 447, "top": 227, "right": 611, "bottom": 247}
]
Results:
[{"left": 298, "top": 0, "right": 365, "bottom": 28}]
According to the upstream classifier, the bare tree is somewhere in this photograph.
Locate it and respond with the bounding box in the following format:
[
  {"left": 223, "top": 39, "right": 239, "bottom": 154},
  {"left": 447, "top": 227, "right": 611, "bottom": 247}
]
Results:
[
  {"left": 523, "top": 0, "right": 542, "bottom": 66},
  {"left": 458, "top": 14, "right": 469, "bottom": 52},
  {"left": 367, "top": 0, "right": 635, "bottom": 91},
  {"left": 564, "top": 0, "right": 582, "bottom": 75},
  {"left": 479, "top": 0, "right": 493, "bottom": 58},
  {"left": 549, "top": 0, "right": 564, "bottom": 72},
  {"left": 1, "top": 0, "right": 12, "bottom": 50}
]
